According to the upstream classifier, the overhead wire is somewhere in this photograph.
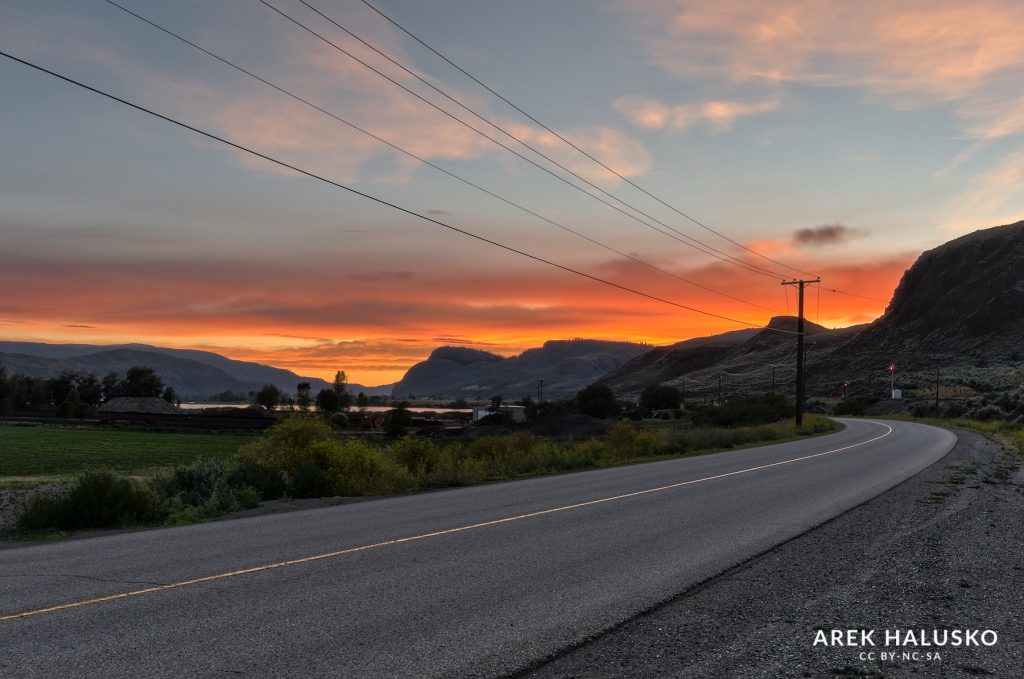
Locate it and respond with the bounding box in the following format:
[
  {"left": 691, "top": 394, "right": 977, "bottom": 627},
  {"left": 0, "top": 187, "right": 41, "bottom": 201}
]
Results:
[
  {"left": 353, "top": 0, "right": 819, "bottom": 280},
  {"left": 0, "top": 50, "right": 802, "bottom": 337},
  {"left": 100, "top": 0, "right": 780, "bottom": 315},
  {"left": 257, "top": 0, "right": 787, "bottom": 281}
]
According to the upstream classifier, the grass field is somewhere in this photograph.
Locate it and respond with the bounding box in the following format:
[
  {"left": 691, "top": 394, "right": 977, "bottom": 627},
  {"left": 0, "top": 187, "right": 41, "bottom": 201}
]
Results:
[{"left": 0, "top": 424, "right": 256, "bottom": 481}]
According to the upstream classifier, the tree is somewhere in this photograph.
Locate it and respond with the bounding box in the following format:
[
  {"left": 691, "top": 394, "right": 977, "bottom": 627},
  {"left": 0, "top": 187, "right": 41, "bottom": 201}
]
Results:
[
  {"left": 640, "top": 384, "right": 682, "bottom": 415},
  {"left": 315, "top": 388, "right": 340, "bottom": 413},
  {"left": 123, "top": 366, "right": 164, "bottom": 398},
  {"left": 76, "top": 373, "right": 103, "bottom": 406},
  {"left": 332, "top": 370, "right": 352, "bottom": 410},
  {"left": 55, "top": 386, "right": 80, "bottom": 419},
  {"left": 256, "top": 384, "right": 282, "bottom": 410},
  {"left": 162, "top": 386, "right": 177, "bottom": 404},
  {"left": 575, "top": 384, "right": 620, "bottom": 420},
  {"left": 296, "top": 382, "right": 312, "bottom": 411},
  {"left": 356, "top": 392, "right": 369, "bottom": 409},
  {"left": 488, "top": 395, "right": 504, "bottom": 413},
  {"left": 48, "top": 371, "right": 79, "bottom": 406},
  {"left": 384, "top": 405, "right": 413, "bottom": 436},
  {"left": 101, "top": 372, "right": 122, "bottom": 402}
]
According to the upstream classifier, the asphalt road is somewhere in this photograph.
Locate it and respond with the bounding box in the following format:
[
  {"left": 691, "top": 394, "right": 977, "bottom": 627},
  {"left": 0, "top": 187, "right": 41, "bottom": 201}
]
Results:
[{"left": 0, "top": 418, "right": 955, "bottom": 678}]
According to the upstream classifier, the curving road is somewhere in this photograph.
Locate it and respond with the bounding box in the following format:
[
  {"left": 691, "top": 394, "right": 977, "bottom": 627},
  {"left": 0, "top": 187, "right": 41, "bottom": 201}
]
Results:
[{"left": 0, "top": 418, "right": 955, "bottom": 678}]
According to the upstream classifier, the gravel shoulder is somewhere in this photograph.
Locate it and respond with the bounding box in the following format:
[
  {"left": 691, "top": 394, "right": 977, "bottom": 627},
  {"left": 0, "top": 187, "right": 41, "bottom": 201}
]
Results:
[{"left": 516, "top": 426, "right": 1024, "bottom": 678}]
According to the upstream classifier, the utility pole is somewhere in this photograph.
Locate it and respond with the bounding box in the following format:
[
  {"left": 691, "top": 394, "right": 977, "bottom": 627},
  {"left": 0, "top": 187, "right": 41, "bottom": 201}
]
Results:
[
  {"left": 718, "top": 372, "right": 723, "bottom": 405},
  {"left": 770, "top": 364, "right": 776, "bottom": 394},
  {"left": 888, "top": 364, "right": 896, "bottom": 398},
  {"left": 842, "top": 380, "right": 849, "bottom": 401},
  {"left": 535, "top": 379, "right": 544, "bottom": 404},
  {"left": 781, "top": 278, "right": 820, "bottom": 426},
  {"left": 935, "top": 367, "right": 939, "bottom": 411}
]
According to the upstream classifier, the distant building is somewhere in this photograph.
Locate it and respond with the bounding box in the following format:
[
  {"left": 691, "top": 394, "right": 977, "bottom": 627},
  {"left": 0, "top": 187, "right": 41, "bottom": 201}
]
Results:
[{"left": 472, "top": 405, "right": 526, "bottom": 422}]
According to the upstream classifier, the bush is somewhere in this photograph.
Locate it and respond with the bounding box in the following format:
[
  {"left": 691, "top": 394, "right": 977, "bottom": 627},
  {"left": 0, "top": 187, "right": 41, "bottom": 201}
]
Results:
[
  {"left": 831, "top": 395, "right": 879, "bottom": 416},
  {"left": 241, "top": 416, "right": 413, "bottom": 497},
  {"left": 384, "top": 408, "right": 413, "bottom": 436},
  {"left": 329, "top": 412, "right": 350, "bottom": 429},
  {"left": 149, "top": 457, "right": 266, "bottom": 521},
  {"left": 694, "top": 393, "right": 793, "bottom": 427},
  {"left": 639, "top": 384, "right": 682, "bottom": 414},
  {"left": 391, "top": 436, "right": 442, "bottom": 475},
  {"left": 228, "top": 457, "right": 286, "bottom": 500},
  {"left": 17, "top": 470, "right": 166, "bottom": 531}
]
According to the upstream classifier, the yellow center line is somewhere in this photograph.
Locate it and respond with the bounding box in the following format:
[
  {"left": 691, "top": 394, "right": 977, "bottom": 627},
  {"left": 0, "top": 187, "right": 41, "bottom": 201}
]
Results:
[{"left": 1, "top": 421, "right": 893, "bottom": 622}]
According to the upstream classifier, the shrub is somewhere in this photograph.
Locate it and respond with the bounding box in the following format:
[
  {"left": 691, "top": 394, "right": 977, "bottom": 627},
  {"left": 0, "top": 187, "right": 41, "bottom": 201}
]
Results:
[
  {"left": 150, "top": 457, "right": 267, "bottom": 521},
  {"left": 384, "top": 407, "right": 413, "bottom": 436},
  {"left": 831, "top": 395, "right": 879, "bottom": 416},
  {"left": 17, "top": 471, "right": 166, "bottom": 531},
  {"left": 329, "top": 412, "right": 350, "bottom": 429},
  {"left": 391, "top": 436, "right": 442, "bottom": 475},
  {"left": 604, "top": 423, "right": 662, "bottom": 460},
  {"left": 639, "top": 384, "right": 682, "bottom": 414},
  {"left": 228, "top": 457, "right": 286, "bottom": 500},
  {"left": 695, "top": 393, "right": 793, "bottom": 427}
]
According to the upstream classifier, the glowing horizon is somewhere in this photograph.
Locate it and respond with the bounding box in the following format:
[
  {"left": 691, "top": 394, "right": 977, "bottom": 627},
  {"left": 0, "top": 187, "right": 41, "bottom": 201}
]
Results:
[{"left": 3, "top": 1, "right": 1021, "bottom": 385}]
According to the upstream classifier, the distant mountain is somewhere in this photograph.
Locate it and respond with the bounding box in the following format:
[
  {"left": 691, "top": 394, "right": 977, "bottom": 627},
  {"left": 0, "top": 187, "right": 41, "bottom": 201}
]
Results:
[
  {"left": 0, "top": 342, "right": 393, "bottom": 398},
  {"left": 392, "top": 339, "right": 649, "bottom": 399}
]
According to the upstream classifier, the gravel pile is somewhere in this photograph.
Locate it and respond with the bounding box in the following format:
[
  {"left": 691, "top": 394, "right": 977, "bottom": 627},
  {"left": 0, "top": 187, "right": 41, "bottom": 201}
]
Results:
[{"left": 519, "top": 427, "right": 1023, "bottom": 678}]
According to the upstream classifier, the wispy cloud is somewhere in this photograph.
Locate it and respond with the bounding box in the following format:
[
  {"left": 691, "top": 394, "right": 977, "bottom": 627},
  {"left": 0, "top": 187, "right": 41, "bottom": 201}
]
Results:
[
  {"left": 624, "top": 0, "right": 1024, "bottom": 142},
  {"left": 614, "top": 94, "right": 778, "bottom": 132}
]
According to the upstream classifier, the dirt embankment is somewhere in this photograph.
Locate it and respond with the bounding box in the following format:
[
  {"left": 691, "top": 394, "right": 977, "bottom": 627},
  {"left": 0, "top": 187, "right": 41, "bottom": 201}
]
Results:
[{"left": 519, "top": 427, "right": 1024, "bottom": 678}]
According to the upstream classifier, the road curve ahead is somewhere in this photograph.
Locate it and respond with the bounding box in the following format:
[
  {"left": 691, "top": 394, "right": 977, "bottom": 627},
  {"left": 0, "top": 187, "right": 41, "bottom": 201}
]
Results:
[{"left": 0, "top": 419, "right": 954, "bottom": 678}]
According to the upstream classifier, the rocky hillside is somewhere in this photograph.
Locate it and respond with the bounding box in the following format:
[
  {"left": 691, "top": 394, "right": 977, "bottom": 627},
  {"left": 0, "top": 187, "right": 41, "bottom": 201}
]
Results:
[
  {"left": 391, "top": 339, "right": 649, "bottom": 399},
  {"left": 601, "top": 220, "right": 1024, "bottom": 401},
  {"left": 815, "top": 219, "right": 1024, "bottom": 394},
  {"left": 599, "top": 318, "right": 865, "bottom": 399}
]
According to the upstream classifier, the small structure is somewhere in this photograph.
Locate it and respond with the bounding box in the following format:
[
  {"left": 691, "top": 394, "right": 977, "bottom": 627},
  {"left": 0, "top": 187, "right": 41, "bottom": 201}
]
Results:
[
  {"left": 99, "top": 397, "right": 183, "bottom": 415},
  {"left": 891, "top": 389, "right": 903, "bottom": 400},
  {"left": 472, "top": 405, "right": 526, "bottom": 423}
]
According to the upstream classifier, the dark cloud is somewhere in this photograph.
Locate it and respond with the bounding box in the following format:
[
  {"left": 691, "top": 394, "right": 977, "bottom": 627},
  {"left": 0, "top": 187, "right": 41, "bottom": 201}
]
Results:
[
  {"left": 792, "top": 224, "right": 867, "bottom": 248},
  {"left": 61, "top": 323, "right": 96, "bottom": 328},
  {"left": 427, "top": 209, "right": 451, "bottom": 216}
]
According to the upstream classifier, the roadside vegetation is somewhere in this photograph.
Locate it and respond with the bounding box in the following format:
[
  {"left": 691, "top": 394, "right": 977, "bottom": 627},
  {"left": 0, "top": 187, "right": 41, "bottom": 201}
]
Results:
[{"left": 6, "top": 390, "right": 836, "bottom": 535}]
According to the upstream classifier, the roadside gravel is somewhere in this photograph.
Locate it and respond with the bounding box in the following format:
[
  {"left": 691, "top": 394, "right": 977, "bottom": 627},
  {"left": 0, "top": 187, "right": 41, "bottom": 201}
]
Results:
[{"left": 517, "top": 427, "right": 1023, "bottom": 678}]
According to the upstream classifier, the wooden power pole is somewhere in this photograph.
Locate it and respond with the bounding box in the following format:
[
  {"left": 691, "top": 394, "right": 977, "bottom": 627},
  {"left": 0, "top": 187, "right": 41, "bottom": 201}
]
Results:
[{"left": 781, "top": 278, "right": 820, "bottom": 426}]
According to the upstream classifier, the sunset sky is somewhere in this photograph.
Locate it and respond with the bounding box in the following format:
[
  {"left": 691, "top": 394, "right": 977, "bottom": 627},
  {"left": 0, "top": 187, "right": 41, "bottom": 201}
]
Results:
[{"left": 2, "top": 0, "right": 1023, "bottom": 385}]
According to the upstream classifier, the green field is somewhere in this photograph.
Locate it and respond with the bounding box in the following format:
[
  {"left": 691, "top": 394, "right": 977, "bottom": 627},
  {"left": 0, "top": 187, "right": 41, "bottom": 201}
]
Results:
[{"left": 0, "top": 424, "right": 256, "bottom": 480}]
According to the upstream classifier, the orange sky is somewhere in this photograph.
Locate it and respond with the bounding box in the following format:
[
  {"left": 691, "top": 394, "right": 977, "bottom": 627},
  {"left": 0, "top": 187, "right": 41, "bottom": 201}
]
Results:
[{"left": 1, "top": 247, "right": 912, "bottom": 385}]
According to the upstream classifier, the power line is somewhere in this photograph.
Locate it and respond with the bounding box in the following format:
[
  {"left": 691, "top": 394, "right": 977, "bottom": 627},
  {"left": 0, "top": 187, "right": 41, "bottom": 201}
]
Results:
[
  {"left": 824, "top": 287, "right": 889, "bottom": 305},
  {"left": 101, "top": 0, "right": 778, "bottom": 314},
  {"left": 353, "top": 0, "right": 818, "bottom": 280},
  {"left": 0, "top": 50, "right": 799, "bottom": 338},
  {"left": 259, "top": 0, "right": 786, "bottom": 281}
]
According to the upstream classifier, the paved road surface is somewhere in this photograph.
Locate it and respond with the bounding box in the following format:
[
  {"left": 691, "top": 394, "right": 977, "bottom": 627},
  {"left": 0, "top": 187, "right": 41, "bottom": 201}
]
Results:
[{"left": 0, "top": 418, "right": 955, "bottom": 678}]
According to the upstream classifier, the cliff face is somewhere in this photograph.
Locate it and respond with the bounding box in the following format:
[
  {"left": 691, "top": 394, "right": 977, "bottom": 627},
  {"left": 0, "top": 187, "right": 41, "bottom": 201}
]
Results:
[
  {"left": 818, "top": 220, "right": 1024, "bottom": 391},
  {"left": 598, "top": 219, "right": 1024, "bottom": 399}
]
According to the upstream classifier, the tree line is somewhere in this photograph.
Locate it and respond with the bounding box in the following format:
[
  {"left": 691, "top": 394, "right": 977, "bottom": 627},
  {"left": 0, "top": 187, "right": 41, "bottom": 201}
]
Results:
[{"left": 0, "top": 365, "right": 174, "bottom": 417}]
